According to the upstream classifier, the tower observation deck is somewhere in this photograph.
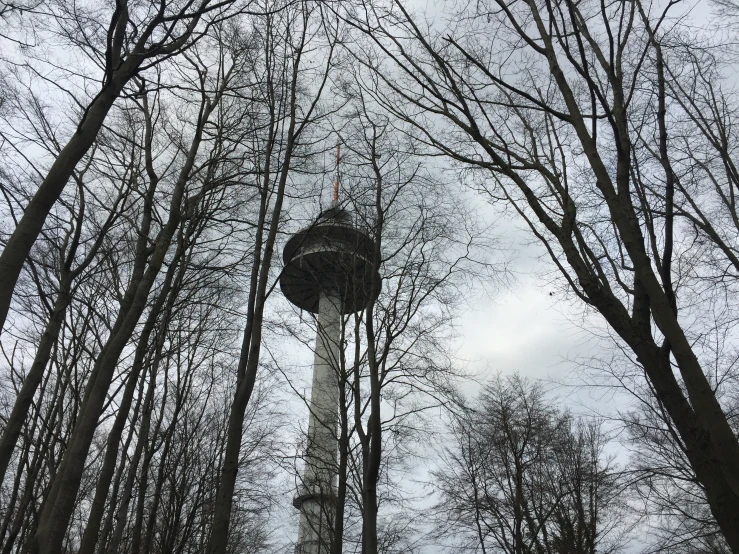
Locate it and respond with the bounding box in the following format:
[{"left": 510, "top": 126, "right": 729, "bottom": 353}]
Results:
[{"left": 280, "top": 202, "right": 380, "bottom": 554}]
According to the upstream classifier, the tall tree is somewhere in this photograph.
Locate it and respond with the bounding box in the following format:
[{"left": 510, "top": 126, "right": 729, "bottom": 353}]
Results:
[
  {"left": 280, "top": 91, "right": 492, "bottom": 553},
  {"left": 0, "top": 108, "right": 134, "bottom": 487},
  {"left": 342, "top": 0, "right": 739, "bottom": 547},
  {"left": 435, "top": 375, "right": 627, "bottom": 554}
]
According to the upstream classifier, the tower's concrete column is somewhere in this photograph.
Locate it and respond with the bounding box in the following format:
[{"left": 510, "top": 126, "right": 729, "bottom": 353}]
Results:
[{"left": 294, "top": 292, "right": 341, "bottom": 554}]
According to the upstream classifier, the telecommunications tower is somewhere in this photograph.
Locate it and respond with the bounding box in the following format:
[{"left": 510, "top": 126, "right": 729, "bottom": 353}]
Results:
[{"left": 280, "top": 146, "right": 380, "bottom": 554}]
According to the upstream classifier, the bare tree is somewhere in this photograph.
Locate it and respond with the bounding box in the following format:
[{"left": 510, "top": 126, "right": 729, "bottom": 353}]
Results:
[
  {"left": 339, "top": 0, "right": 739, "bottom": 548},
  {"left": 29, "top": 32, "right": 241, "bottom": 550},
  {"left": 0, "top": 102, "right": 134, "bottom": 487},
  {"left": 345, "top": 88, "right": 492, "bottom": 554},
  {"left": 435, "top": 375, "right": 628, "bottom": 554},
  {"left": 1, "top": 3, "right": 334, "bottom": 553},
  {"left": 623, "top": 378, "right": 735, "bottom": 554}
]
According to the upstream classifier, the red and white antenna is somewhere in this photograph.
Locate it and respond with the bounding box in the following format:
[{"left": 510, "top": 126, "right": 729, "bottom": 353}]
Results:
[{"left": 333, "top": 143, "right": 340, "bottom": 202}]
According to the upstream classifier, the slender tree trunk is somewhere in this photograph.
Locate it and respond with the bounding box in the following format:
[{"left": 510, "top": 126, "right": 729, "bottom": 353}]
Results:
[
  {"left": 206, "top": 169, "right": 289, "bottom": 554},
  {"left": 142, "top": 372, "right": 192, "bottom": 554},
  {"left": 130, "top": 360, "right": 170, "bottom": 554},
  {"left": 76, "top": 345, "right": 150, "bottom": 554},
  {"left": 0, "top": 444, "right": 26, "bottom": 545},
  {"left": 3, "top": 326, "right": 71, "bottom": 554},
  {"left": 514, "top": 465, "right": 523, "bottom": 554},
  {"left": 360, "top": 343, "right": 381, "bottom": 554},
  {"left": 0, "top": 340, "right": 58, "bottom": 546},
  {"left": 331, "top": 324, "right": 353, "bottom": 554},
  {"left": 361, "top": 140, "right": 385, "bottom": 554},
  {"left": 97, "top": 364, "right": 147, "bottom": 553}
]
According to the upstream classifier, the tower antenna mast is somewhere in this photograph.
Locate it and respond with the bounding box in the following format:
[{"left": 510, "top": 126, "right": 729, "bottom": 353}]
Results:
[{"left": 333, "top": 144, "right": 340, "bottom": 202}]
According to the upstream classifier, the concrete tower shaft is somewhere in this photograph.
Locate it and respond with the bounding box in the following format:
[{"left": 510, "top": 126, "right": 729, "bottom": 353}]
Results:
[
  {"left": 291, "top": 292, "right": 341, "bottom": 554},
  {"left": 280, "top": 204, "right": 380, "bottom": 554}
]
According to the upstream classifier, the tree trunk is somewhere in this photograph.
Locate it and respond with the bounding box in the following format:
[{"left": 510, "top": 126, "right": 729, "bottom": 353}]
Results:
[
  {"left": 97, "top": 366, "right": 147, "bottom": 553},
  {"left": 130, "top": 361, "right": 168, "bottom": 554},
  {"left": 331, "top": 330, "right": 352, "bottom": 554},
  {"left": 633, "top": 340, "right": 739, "bottom": 551},
  {"left": 142, "top": 368, "right": 192, "bottom": 554},
  {"left": 360, "top": 344, "right": 381, "bottom": 554},
  {"left": 361, "top": 143, "right": 385, "bottom": 554}
]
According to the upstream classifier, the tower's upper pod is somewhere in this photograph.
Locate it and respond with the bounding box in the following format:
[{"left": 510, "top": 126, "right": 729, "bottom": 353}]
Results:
[{"left": 280, "top": 203, "right": 380, "bottom": 315}]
